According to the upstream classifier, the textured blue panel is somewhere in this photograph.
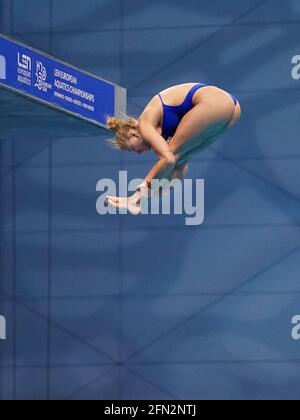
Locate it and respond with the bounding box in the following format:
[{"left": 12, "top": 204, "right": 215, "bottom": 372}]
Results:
[
  {"left": 52, "top": 165, "right": 121, "bottom": 231},
  {"left": 51, "top": 232, "right": 120, "bottom": 297},
  {"left": 123, "top": 0, "right": 261, "bottom": 27},
  {"left": 0, "top": 0, "right": 13, "bottom": 36},
  {"left": 52, "top": 134, "right": 119, "bottom": 166},
  {"left": 0, "top": 171, "right": 13, "bottom": 232},
  {"left": 15, "top": 302, "right": 48, "bottom": 366},
  {"left": 52, "top": 0, "right": 121, "bottom": 31},
  {"left": 51, "top": 299, "right": 120, "bottom": 361},
  {"left": 129, "top": 362, "right": 300, "bottom": 400},
  {"left": 52, "top": 32, "right": 121, "bottom": 84},
  {"left": 50, "top": 365, "right": 119, "bottom": 400},
  {"left": 0, "top": 368, "right": 14, "bottom": 400},
  {"left": 1, "top": 0, "right": 300, "bottom": 401},
  {"left": 127, "top": 294, "right": 300, "bottom": 362},
  {"left": 16, "top": 368, "right": 47, "bottom": 400},
  {"left": 13, "top": 0, "right": 50, "bottom": 33},
  {"left": 240, "top": 0, "right": 300, "bottom": 23},
  {"left": 15, "top": 234, "right": 50, "bottom": 299},
  {"left": 15, "top": 166, "right": 49, "bottom": 231},
  {"left": 12, "top": 0, "right": 50, "bottom": 33}
]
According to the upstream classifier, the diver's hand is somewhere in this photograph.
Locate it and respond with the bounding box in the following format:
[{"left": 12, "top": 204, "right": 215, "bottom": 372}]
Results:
[
  {"left": 106, "top": 182, "right": 153, "bottom": 215},
  {"left": 136, "top": 181, "right": 151, "bottom": 197}
]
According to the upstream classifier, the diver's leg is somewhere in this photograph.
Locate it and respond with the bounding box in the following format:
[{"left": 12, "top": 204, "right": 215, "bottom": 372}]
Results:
[
  {"left": 168, "top": 95, "right": 235, "bottom": 162},
  {"left": 174, "top": 100, "right": 241, "bottom": 166},
  {"left": 169, "top": 162, "right": 189, "bottom": 180},
  {"left": 174, "top": 123, "right": 229, "bottom": 167}
]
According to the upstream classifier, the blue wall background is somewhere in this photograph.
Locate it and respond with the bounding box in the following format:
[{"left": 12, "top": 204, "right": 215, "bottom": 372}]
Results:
[{"left": 1, "top": 0, "right": 300, "bottom": 400}]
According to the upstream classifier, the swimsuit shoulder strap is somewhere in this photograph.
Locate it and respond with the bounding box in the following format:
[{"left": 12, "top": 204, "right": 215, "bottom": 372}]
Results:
[{"left": 158, "top": 93, "right": 164, "bottom": 106}]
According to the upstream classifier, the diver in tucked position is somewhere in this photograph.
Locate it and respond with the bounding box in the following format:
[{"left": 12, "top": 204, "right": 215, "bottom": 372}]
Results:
[{"left": 106, "top": 83, "right": 241, "bottom": 214}]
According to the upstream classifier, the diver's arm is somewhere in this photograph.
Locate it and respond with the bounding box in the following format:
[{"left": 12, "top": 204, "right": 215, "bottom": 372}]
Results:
[
  {"left": 139, "top": 120, "right": 177, "bottom": 183},
  {"left": 106, "top": 117, "right": 177, "bottom": 214}
]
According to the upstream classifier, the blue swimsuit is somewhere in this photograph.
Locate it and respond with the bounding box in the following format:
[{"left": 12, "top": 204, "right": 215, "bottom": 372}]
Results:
[{"left": 158, "top": 83, "right": 238, "bottom": 141}]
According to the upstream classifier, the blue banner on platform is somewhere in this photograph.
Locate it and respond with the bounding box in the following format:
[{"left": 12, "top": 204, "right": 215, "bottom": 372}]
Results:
[{"left": 0, "top": 34, "right": 126, "bottom": 128}]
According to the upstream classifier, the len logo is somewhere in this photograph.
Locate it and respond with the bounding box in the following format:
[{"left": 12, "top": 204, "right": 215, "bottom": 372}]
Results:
[{"left": 18, "top": 52, "right": 31, "bottom": 72}]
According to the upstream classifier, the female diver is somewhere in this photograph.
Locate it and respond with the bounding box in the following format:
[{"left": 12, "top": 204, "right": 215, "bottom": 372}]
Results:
[{"left": 106, "top": 83, "right": 241, "bottom": 214}]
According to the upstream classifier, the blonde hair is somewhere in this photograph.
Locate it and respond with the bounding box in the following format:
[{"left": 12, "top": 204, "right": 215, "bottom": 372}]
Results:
[{"left": 106, "top": 115, "right": 138, "bottom": 151}]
